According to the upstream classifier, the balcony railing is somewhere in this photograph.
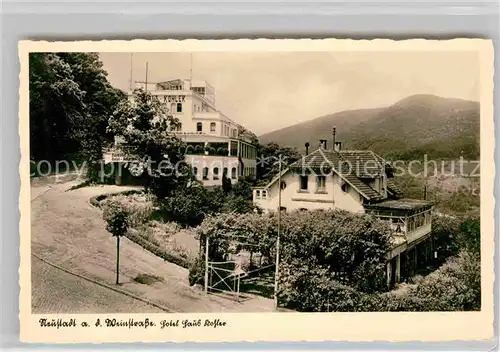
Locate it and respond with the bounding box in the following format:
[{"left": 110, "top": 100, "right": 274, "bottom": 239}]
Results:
[{"left": 406, "top": 223, "right": 432, "bottom": 244}]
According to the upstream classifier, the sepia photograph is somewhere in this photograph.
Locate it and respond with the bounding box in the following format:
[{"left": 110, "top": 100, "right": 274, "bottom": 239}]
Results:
[{"left": 20, "top": 39, "right": 494, "bottom": 343}]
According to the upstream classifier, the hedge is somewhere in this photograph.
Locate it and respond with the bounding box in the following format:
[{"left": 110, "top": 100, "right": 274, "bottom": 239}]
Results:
[{"left": 89, "top": 189, "right": 144, "bottom": 208}]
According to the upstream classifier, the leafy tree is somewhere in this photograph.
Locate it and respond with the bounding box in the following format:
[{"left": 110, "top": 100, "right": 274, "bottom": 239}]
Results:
[
  {"left": 221, "top": 172, "right": 232, "bottom": 194},
  {"left": 458, "top": 218, "right": 480, "bottom": 255},
  {"left": 256, "top": 142, "right": 301, "bottom": 181},
  {"left": 161, "top": 186, "right": 225, "bottom": 227},
  {"left": 103, "top": 201, "right": 130, "bottom": 284},
  {"left": 58, "top": 53, "right": 125, "bottom": 181},
  {"left": 108, "top": 89, "right": 192, "bottom": 198},
  {"left": 29, "top": 53, "right": 86, "bottom": 163},
  {"left": 431, "top": 215, "right": 461, "bottom": 263},
  {"left": 29, "top": 53, "right": 125, "bottom": 179}
]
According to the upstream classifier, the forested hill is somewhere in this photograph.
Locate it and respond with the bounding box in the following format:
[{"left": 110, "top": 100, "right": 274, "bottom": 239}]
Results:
[{"left": 259, "top": 94, "right": 480, "bottom": 160}]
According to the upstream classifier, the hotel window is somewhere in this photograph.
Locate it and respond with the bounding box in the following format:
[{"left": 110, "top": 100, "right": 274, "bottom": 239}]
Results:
[
  {"left": 256, "top": 190, "right": 261, "bottom": 199},
  {"left": 197, "top": 122, "right": 203, "bottom": 132},
  {"left": 261, "top": 190, "right": 267, "bottom": 198},
  {"left": 210, "top": 122, "right": 216, "bottom": 132},
  {"left": 316, "top": 176, "right": 326, "bottom": 193},
  {"left": 170, "top": 103, "right": 176, "bottom": 112},
  {"left": 299, "top": 175, "right": 308, "bottom": 192},
  {"left": 223, "top": 167, "right": 228, "bottom": 177},
  {"left": 202, "top": 167, "right": 209, "bottom": 180},
  {"left": 176, "top": 103, "right": 183, "bottom": 113},
  {"left": 231, "top": 167, "right": 237, "bottom": 179},
  {"left": 193, "top": 167, "right": 198, "bottom": 177},
  {"left": 213, "top": 167, "right": 219, "bottom": 180}
]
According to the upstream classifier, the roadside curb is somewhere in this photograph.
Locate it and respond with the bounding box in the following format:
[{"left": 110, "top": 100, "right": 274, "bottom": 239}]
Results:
[{"left": 31, "top": 252, "right": 178, "bottom": 313}]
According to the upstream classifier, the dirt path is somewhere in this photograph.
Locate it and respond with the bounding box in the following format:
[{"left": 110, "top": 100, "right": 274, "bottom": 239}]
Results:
[{"left": 30, "top": 177, "right": 276, "bottom": 313}]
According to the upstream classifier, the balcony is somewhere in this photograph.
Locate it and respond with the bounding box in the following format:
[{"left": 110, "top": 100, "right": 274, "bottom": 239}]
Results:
[{"left": 406, "top": 222, "right": 432, "bottom": 244}]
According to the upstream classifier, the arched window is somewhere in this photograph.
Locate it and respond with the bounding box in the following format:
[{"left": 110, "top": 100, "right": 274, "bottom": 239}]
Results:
[
  {"left": 202, "top": 167, "right": 209, "bottom": 180},
  {"left": 231, "top": 167, "right": 237, "bottom": 179},
  {"left": 223, "top": 167, "right": 228, "bottom": 176},
  {"left": 193, "top": 167, "right": 198, "bottom": 177},
  {"left": 210, "top": 122, "right": 216, "bottom": 132},
  {"left": 197, "top": 122, "right": 203, "bottom": 132},
  {"left": 213, "top": 167, "right": 219, "bottom": 180}
]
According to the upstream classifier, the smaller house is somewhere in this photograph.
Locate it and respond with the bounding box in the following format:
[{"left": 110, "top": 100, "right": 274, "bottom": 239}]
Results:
[{"left": 252, "top": 143, "right": 434, "bottom": 287}]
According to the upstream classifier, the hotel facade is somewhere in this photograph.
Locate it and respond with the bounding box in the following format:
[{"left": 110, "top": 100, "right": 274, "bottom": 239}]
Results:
[{"left": 104, "top": 78, "right": 258, "bottom": 186}]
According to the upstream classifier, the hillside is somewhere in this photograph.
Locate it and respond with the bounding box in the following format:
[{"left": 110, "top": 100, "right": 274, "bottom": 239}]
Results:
[{"left": 259, "top": 94, "right": 480, "bottom": 160}]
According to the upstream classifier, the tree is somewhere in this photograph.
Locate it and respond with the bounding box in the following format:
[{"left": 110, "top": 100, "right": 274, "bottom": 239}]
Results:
[
  {"left": 29, "top": 53, "right": 86, "bottom": 163},
  {"left": 103, "top": 201, "right": 130, "bottom": 284},
  {"left": 256, "top": 142, "right": 301, "bottom": 182},
  {"left": 108, "top": 89, "right": 193, "bottom": 199},
  {"left": 58, "top": 53, "right": 125, "bottom": 182},
  {"left": 29, "top": 53, "right": 125, "bottom": 179},
  {"left": 222, "top": 172, "right": 232, "bottom": 194}
]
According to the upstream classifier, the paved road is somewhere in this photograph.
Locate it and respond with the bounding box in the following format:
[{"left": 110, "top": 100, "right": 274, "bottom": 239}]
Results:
[
  {"left": 30, "top": 177, "right": 276, "bottom": 313},
  {"left": 31, "top": 255, "right": 162, "bottom": 313}
]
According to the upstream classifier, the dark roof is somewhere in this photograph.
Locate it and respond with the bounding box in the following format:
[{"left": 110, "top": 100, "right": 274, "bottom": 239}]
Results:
[
  {"left": 288, "top": 148, "right": 385, "bottom": 201},
  {"left": 365, "top": 198, "right": 434, "bottom": 211},
  {"left": 386, "top": 179, "right": 404, "bottom": 197},
  {"left": 338, "top": 150, "right": 384, "bottom": 178}
]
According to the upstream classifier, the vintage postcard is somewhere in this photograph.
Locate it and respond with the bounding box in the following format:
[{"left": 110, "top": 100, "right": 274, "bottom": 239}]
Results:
[{"left": 19, "top": 39, "right": 494, "bottom": 343}]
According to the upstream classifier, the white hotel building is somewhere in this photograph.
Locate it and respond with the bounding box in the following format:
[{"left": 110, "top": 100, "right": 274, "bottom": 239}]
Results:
[{"left": 105, "top": 78, "right": 258, "bottom": 187}]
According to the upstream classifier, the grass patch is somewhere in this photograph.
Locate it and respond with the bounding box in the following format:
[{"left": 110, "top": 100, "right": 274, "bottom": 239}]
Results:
[{"left": 133, "top": 273, "right": 164, "bottom": 285}]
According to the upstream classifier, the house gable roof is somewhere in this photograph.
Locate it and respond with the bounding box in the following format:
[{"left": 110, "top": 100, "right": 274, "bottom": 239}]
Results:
[{"left": 264, "top": 148, "right": 388, "bottom": 201}]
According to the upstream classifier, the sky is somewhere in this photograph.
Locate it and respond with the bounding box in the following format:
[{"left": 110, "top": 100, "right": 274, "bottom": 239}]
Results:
[{"left": 98, "top": 51, "right": 479, "bottom": 136}]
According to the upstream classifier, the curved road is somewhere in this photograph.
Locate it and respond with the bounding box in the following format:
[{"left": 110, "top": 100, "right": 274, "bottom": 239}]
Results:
[{"left": 30, "top": 176, "right": 276, "bottom": 313}]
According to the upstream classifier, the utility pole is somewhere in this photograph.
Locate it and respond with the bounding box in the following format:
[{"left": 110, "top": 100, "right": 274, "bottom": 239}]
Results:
[
  {"left": 274, "top": 156, "right": 282, "bottom": 311},
  {"left": 204, "top": 235, "right": 209, "bottom": 293},
  {"left": 332, "top": 126, "right": 336, "bottom": 152}
]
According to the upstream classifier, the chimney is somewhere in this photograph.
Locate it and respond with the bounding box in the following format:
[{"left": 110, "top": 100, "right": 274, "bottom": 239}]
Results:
[
  {"left": 334, "top": 141, "right": 342, "bottom": 152},
  {"left": 305, "top": 142, "right": 310, "bottom": 156},
  {"left": 332, "top": 126, "right": 337, "bottom": 151}
]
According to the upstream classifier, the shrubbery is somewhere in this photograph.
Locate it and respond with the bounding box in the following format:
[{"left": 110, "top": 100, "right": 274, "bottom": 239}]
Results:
[
  {"left": 191, "top": 210, "right": 393, "bottom": 310},
  {"left": 378, "top": 250, "right": 480, "bottom": 311},
  {"left": 160, "top": 186, "right": 225, "bottom": 227}
]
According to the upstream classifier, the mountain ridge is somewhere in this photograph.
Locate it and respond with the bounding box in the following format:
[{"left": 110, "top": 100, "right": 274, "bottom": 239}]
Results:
[{"left": 259, "top": 94, "right": 479, "bottom": 160}]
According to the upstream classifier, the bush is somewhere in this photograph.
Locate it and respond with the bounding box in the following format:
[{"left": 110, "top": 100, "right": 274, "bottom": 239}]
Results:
[
  {"left": 188, "top": 256, "right": 205, "bottom": 286},
  {"left": 105, "top": 193, "right": 155, "bottom": 228},
  {"left": 161, "top": 186, "right": 224, "bottom": 227},
  {"left": 431, "top": 215, "right": 461, "bottom": 263},
  {"left": 125, "top": 229, "right": 189, "bottom": 268},
  {"left": 378, "top": 251, "right": 480, "bottom": 311},
  {"left": 222, "top": 194, "right": 256, "bottom": 214}
]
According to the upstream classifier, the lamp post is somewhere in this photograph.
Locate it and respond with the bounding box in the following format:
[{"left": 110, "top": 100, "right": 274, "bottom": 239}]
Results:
[{"left": 273, "top": 155, "right": 283, "bottom": 311}]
